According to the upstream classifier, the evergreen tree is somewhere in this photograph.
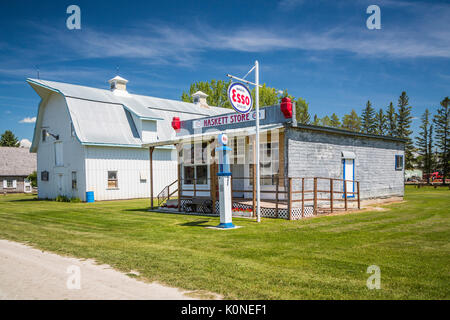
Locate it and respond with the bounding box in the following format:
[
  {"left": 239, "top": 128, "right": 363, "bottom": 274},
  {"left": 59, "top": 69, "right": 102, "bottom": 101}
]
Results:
[
  {"left": 416, "top": 109, "right": 433, "bottom": 183},
  {"left": 361, "top": 100, "right": 376, "bottom": 134},
  {"left": 374, "top": 108, "right": 387, "bottom": 135},
  {"left": 433, "top": 97, "right": 450, "bottom": 184},
  {"left": 296, "top": 97, "right": 310, "bottom": 124},
  {"left": 330, "top": 113, "right": 341, "bottom": 128},
  {"left": 321, "top": 115, "right": 331, "bottom": 127},
  {"left": 0, "top": 130, "right": 19, "bottom": 147},
  {"left": 341, "top": 110, "right": 361, "bottom": 132},
  {"left": 396, "top": 91, "right": 414, "bottom": 169},
  {"left": 312, "top": 114, "right": 320, "bottom": 126},
  {"left": 386, "top": 102, "right": 397, "bottom": 136},
  {"left": 429, "top": 124, "right": 434, "bottom": 175}
]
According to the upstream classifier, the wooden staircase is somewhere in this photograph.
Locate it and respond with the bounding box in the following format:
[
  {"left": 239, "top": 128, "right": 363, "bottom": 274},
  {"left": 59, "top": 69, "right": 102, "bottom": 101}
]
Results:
[{"left": 156, "top": 180, "right": 178, "bottom": 207}]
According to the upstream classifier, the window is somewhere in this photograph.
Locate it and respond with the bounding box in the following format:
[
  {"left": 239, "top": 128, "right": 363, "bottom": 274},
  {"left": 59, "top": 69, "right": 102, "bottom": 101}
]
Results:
[
  {"left": 196, "top": 165, "right": 208, "bottom": 185},
  {"left": 184, "top": 166, "right": 195, "bottom": 185},
  {"left": 42, "top": 129, "right": 47, "bottom": 142},
  {"left": 395, "top": 155, "right": 404, "bottom": 170},
  {"left": 41, "top": 171, "right": 49, "bottom": 181},
  {"left": 72, "top": 171, "right": 77, "bottom": 189},
  {"left": 107, "top": 171, "right": 118, "bottom": 188},
  {"left": 54, "top": 142, "right": 63, "bottom": 166},
  {"left": 249, "top": 140, "right": 279, "bottom": 185},
  {"left": 3, "top": 179, "right": 16, "bottom": 189},
  {"left": 183, "top": 142, "right": 209, "bottom": 185}
]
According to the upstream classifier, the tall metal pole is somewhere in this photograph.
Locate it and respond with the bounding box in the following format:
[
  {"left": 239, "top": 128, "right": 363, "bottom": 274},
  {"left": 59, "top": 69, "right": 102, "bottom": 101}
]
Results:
[{"left": 255, "top": 60, "right": 261, "bottom": 223}]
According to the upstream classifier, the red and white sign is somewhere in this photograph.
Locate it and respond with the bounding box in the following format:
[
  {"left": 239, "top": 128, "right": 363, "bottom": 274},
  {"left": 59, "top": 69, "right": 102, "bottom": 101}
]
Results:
[
  {"left": 193, "top": 109, "right": 265, "bottom": 129},
  {"left": 227, "top": 82, "right": 253, "bottom": 114}
]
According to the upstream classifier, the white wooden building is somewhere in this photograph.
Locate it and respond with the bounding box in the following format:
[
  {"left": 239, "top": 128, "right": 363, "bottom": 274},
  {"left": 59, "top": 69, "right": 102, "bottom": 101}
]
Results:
[{"left": 28, "top": 76, "right": 230, "bottom": 201}]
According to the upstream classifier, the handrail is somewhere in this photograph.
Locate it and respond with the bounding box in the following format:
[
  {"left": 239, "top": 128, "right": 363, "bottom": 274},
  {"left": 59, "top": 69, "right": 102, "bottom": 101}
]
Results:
[{"left": 156, "top": 179, "right": 178, "bottom": 206}]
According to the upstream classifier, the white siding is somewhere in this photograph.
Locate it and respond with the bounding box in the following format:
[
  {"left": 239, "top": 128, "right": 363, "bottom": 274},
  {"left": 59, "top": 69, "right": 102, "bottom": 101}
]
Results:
[
  {"left": 36, "top": 93, "right": 86, "bottom": 200},
  {"left": 141, "top": 120, "right": 157, "bottom": 142},
  {"left": 85, "top": 146, "right": 177, "bottom": 201}
]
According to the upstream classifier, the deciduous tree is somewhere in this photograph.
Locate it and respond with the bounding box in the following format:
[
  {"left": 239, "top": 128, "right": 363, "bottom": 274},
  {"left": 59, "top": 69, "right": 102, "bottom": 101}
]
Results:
[{"left": 341, "top": 110, "right": 361, "bottom": 132}]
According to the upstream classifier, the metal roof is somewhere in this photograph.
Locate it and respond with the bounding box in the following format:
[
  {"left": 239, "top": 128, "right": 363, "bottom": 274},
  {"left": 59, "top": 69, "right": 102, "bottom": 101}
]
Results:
[
  {"left": 27, "top": 78, "right": 231, "bottom": 150},
  {"left": 0, "top": 147, "right": 37, "bottom": 176}
]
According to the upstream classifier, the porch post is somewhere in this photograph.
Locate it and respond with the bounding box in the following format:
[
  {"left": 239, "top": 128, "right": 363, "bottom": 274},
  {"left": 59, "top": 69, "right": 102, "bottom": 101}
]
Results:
[
  {"left": 210, "top": 141, "right": 216, "bottom": 214},
  {"left": 177, "top": 144, "right": 181, "bottom": 212},
  {"left": 330, "top": 178, "right": 334, "bottom": 213},
  {"left": 150, "top": 147, "right": 154, "bottom": 209}
]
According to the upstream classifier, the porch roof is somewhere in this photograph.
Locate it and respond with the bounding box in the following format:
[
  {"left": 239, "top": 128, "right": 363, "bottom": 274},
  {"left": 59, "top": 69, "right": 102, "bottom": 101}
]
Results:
[{"left": 142, "top": 123, "right": 285, "bottom": 148}]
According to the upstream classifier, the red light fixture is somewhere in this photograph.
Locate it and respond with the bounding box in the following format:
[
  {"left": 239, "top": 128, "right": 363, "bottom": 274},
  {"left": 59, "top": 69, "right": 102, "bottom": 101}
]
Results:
[
  {"left": 171, "top": 117, "right": 181, "bottom": 131},
  {"left": 280, "top": 97, "right": 292, "bottom": 118}
]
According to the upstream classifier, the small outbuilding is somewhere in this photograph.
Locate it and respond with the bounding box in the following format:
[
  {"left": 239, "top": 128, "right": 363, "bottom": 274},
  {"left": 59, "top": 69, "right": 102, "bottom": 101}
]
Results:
[{"left": 0, "top": 147, "right": 37, "bottom": 193}]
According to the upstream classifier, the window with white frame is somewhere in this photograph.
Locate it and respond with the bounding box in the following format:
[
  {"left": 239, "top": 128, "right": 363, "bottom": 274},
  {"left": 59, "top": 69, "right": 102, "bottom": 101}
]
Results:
[
  {"left": 183, "top": 142, "right": 208, "bottom": 185},
  {"left": 3, "top": 179, "right": 16, "bottom": 189},
  {"left": 107, "top": 171, "right": 118, "bottom": 188}
]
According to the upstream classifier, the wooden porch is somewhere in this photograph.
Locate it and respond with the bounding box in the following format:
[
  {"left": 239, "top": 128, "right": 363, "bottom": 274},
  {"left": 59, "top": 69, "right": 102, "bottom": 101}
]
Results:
[{"left": 152, "top": 176, "right": 361, "bottom": 220}]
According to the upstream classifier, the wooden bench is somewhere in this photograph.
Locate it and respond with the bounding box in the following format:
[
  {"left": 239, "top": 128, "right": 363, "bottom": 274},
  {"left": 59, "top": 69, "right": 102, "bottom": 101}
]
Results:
[{"left": 184, "top": 197, "right": 213, "bottom": 213}]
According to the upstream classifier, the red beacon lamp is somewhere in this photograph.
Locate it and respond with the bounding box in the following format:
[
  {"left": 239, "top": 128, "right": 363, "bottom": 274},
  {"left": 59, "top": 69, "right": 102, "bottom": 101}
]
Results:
[
  {"left": 280, "top": 97, "right": 292, "bottom": 118},
  {"left": 171, "top": 116, "right": 181, "bottom": 132}
]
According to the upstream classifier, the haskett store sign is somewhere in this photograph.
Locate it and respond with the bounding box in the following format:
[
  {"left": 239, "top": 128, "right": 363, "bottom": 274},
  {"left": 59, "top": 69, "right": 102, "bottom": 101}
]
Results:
[{"left": 193, "top": 110, "right": 265, "bottom": 129}]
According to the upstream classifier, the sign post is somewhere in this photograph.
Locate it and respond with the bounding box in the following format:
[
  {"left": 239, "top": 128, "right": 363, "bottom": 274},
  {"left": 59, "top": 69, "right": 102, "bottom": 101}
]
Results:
[
  {"left": 255, "top": 61, "right": 260, "bottom": 223},
  {"left": 227, "top": 60, "right": 261, "bottom": 223}
]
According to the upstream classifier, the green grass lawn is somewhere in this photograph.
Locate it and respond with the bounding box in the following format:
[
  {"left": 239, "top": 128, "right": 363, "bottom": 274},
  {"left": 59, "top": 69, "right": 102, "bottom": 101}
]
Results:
[{"left": 0, "top": 186, "right": 449, "bottom": 299}]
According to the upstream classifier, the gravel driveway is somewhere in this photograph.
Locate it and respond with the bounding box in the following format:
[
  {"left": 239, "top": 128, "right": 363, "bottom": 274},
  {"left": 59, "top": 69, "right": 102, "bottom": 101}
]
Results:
[{"left": 0, "top": 239, "right": 195, "bottom": 300}]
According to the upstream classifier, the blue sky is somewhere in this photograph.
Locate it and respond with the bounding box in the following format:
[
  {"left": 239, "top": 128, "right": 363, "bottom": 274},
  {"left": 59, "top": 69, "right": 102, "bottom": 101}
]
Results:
[{"left": 0, "top": 0, "right": 449, "bottom": 144}]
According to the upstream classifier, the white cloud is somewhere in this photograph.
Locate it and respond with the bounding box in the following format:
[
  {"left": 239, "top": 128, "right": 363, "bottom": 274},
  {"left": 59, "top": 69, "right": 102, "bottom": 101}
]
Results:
[
  {"left": 19, "top": 116, "right": 36, "bottom": 123},
  {"left": 19, "top": 138, "right": 32, "bottom": 148}
]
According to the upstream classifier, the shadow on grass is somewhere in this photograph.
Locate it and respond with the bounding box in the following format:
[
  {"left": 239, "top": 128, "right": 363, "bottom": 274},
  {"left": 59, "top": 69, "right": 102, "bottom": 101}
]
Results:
[
  {"left": 124, "top": 208, "right": 151, "bottom": 213},
  {"left": 9, "top": 198, "right": 42, "bottom": 202},
  {"left": 179, "top": 220, "right": 214, "bottom": 227}
]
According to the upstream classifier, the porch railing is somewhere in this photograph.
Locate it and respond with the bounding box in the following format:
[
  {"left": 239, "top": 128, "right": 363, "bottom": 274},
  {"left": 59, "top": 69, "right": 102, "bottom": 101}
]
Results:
[
  {"left": 156, "top": 179, "right": 178, "bottom": 206},
  {"left": 167, "top": 175, "right": 360, "bottom": 219}
]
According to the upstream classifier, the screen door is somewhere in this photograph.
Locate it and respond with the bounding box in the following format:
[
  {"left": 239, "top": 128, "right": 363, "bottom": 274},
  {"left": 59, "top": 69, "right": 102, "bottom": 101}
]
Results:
[{"left": 343, "top": 159, "right": 355, "bottom": 197}]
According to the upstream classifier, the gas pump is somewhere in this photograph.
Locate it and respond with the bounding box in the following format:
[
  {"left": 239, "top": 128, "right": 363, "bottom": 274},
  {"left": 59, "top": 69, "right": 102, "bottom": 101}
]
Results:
[{"left": 215, "top": 133, "right": 235, "bottom": 229}]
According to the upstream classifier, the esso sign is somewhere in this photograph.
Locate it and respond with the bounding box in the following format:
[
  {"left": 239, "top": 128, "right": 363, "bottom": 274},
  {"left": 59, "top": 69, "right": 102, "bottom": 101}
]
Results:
[
  {"left": 218, "top": 133, "right": 228, "bottom": 146},
  {"left": 227, "top": 82, "right": 253, "bottom": 114}
]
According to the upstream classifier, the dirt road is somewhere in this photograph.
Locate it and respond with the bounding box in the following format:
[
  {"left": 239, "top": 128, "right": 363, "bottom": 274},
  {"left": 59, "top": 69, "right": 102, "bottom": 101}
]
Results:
[{"left": 0, "top": 239, "right": 195, "bottom": 300}]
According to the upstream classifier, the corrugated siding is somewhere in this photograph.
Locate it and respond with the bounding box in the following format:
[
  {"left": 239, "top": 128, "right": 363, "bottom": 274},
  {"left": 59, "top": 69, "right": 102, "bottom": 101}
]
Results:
[{"left": 85, "top": 146, "right": 177, "bottom": 201}]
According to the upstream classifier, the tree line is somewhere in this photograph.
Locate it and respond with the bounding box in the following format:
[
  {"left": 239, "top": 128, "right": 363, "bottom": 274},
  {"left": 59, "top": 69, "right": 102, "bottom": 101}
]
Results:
[{"left": 181, "top": 80, "right": 449, "bottom": 181}]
